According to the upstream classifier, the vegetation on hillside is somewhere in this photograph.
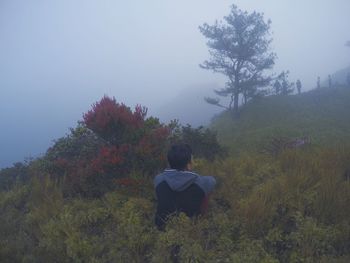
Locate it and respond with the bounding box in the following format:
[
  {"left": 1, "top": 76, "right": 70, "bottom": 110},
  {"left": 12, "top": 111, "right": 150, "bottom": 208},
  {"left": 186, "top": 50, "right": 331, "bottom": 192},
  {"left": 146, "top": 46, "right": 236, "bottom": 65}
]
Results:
[
  {"left": 1, "top": 145, "right": 350, "bottom": 262},
  {"left": 211, "top": 85, "right": 350, "bottom": 155},
  {"left": 1, "top": 88, "right": 350, "bottom": 262}
]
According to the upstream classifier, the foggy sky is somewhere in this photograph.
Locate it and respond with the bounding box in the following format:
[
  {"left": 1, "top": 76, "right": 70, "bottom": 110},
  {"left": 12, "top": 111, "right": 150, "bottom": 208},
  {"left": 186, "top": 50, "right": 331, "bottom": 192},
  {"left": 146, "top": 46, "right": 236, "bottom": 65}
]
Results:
[{"left": 1, "top": 0, "right": 350, "bottom": 167}]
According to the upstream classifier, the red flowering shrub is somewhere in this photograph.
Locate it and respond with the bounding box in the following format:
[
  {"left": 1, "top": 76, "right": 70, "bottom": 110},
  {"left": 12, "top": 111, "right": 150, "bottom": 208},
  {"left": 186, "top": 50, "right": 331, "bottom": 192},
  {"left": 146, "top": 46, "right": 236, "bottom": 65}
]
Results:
[
  {"left": 91, "top": 144, "right": 129, "bottom": 174},
  {"left": 83, "top": 96, "right": 147, "bottom": 145},
  {"left": 46, "top": 96, "right": 170, "bottom": 197}
]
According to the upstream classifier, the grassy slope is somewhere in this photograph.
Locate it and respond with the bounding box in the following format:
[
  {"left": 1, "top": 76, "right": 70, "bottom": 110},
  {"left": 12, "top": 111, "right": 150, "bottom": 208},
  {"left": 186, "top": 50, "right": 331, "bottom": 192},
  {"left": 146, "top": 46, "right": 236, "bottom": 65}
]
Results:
[
  {"left": 211, "top": 85, "right": 350, "bottom": 154},
  {"left": 1, "top": 87, "right": 350, "bottom": 262}
]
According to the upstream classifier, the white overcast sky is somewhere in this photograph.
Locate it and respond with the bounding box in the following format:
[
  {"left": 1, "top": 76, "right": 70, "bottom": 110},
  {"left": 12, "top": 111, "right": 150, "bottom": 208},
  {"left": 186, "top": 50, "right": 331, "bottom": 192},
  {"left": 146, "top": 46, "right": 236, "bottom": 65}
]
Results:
[{"left": 1, "top": 0, "right": 350, "bottom": 167}]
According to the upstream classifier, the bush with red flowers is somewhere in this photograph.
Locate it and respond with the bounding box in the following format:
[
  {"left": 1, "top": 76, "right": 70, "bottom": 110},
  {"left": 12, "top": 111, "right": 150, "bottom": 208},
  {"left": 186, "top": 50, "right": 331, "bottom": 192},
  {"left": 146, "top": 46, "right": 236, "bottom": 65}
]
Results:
[{"left": 45, "top": 96, "right": 170, "bottom": 197}]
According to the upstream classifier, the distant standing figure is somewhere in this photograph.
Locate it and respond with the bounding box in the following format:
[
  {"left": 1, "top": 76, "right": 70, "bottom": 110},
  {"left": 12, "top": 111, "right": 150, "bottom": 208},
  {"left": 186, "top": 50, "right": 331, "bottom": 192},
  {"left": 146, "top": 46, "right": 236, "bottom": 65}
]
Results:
[
  {"left": 282, "top": 79, "right": 288, "bottom": 95},
  {"left": 328, "top": 75, "right": 332, "bottom": 88},
  {"left": 296, "top": 79, "right": 302, "bottom": 94},
  {"left": 273, "top": 80, "right": 281, "bottom": 95},
  {"left": 317, "top": 76, "right": 321, "bottom": 89}
]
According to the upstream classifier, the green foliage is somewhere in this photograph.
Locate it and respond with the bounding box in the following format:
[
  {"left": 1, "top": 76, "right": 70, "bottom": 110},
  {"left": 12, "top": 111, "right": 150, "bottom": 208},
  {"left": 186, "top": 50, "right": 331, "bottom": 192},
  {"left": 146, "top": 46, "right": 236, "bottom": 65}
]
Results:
[
  {"left": 0, "top": 162, "right": 30, "bottom": 191},
  {"left": 1, "top": 92, "right": 350, "bottom": 262},
  {"left": 193, "top": 147, "right": 350, "bottom": 262},
  {"left": 39, "top": 194, "right": 157, "bottom": 263},
  {"left": 211, "top": 85, "right": 350, "bottom": 155},
  {"left": 0, "top": 185, "right": 32, "bottom": 263},
  {"left": 1, "top": 145, "right": 350, "bottom": 262},
  {"left": 171, "top": 123, "right": 227, "bottom": 160}
]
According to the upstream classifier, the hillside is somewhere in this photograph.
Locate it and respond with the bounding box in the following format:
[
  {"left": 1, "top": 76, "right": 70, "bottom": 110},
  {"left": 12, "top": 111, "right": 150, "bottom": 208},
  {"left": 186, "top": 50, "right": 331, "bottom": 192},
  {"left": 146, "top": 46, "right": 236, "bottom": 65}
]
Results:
[
  {"left": 1, "top": 94, "right": 350, "bottom": 262},
  {"left": 211, "top": 85, "right": 350, "bottom": 154}
]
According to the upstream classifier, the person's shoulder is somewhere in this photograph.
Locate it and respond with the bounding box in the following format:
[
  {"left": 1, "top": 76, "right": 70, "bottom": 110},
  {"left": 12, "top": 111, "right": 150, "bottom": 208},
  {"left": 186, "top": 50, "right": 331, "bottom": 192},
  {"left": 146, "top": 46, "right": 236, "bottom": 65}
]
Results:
[
  {"left": 193, "top": 173, "right": 216, "bottom": 194},
  {"left": 154, "top": 171, "right": 166, "bottom": 187},
  {"left": 197, "top": 175, "right": 216, "bottom": 185}
]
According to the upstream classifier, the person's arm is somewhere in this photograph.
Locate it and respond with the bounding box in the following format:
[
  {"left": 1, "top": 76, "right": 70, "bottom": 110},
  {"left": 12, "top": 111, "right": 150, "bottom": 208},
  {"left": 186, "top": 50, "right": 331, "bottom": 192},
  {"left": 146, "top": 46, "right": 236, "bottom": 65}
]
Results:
[
  {"left": 199, "top": 175, "right": 216, "bottom": 194},
  {"left": 197, "top": 176, "right": 216, "bottom": 214},
  {"left": 200, "top": 193, "right": 210, "bottom": 214}
]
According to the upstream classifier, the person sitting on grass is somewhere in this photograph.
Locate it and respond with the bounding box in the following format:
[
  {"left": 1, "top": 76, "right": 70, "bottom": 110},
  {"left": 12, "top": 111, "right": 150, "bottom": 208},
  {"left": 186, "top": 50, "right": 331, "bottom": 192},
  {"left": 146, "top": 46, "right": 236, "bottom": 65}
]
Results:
[{"left": 154, "top": 143, "right": 216, "bottom": 230}]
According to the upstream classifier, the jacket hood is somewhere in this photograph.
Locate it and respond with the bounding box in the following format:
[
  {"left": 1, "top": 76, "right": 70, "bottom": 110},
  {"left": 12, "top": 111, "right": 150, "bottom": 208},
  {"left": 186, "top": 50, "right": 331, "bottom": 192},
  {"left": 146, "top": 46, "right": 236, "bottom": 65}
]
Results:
[{"left": 160, "top": 169, "right": 198, "bottom": 191}]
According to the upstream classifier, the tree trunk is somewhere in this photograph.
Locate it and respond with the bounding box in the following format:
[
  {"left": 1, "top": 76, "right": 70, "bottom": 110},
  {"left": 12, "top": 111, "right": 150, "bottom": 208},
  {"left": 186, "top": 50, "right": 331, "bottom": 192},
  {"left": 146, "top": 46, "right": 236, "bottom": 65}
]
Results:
[
  {"left": 229, "top": 94, "right": 234, "bottom": 110},
  {"left": 233, "top": 78, "right": 240, "bottom": 117},
  {"left": 233, "top": 90, "right": 239, "bottom": 117}
]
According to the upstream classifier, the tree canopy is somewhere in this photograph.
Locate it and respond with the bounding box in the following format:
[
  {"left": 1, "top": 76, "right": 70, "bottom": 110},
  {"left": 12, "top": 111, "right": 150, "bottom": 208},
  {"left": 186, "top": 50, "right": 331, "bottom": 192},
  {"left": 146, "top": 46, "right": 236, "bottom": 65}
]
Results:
[{"left": 199, "top": 5, "right": 276, "bottom": 115}]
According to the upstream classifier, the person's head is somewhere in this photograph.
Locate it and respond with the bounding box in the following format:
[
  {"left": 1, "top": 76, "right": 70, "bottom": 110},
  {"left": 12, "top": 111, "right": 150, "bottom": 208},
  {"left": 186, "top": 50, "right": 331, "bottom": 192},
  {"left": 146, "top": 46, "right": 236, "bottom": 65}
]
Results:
[{"left": 167, "top": 144, "right": 192, "bottom": 171}]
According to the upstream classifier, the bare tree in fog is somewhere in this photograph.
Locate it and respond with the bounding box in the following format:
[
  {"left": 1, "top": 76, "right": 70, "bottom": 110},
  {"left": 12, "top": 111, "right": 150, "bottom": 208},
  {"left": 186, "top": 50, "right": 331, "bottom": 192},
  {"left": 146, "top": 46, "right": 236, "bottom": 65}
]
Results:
[
  {"left": 199, "top": 5, "right": 276, "bottom": 116},
  {"left": 278, "top": 71, "right": 294, "bottom": 95}
]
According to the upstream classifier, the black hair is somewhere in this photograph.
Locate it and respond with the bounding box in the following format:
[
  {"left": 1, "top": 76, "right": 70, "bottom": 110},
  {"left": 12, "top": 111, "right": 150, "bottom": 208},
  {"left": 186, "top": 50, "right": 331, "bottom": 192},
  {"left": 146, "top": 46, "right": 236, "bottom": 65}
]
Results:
[{"left": 167, "top": 144, "right": 192, "bottom": 170}]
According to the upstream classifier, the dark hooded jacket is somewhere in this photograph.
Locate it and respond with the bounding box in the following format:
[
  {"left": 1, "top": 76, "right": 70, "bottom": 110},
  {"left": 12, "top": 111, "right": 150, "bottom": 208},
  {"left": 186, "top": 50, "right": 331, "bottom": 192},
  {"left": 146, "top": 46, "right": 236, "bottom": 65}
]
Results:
[{"left": 154, "top": 169, "right": 216, "bottom": 229}]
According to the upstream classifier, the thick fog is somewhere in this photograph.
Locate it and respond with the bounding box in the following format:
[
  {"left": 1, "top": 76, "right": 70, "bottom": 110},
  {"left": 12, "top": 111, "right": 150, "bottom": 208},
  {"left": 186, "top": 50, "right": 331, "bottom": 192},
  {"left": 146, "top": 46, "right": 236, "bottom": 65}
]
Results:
[{"left": 1, "top": 0, "right": 350, "bottom": 167}]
